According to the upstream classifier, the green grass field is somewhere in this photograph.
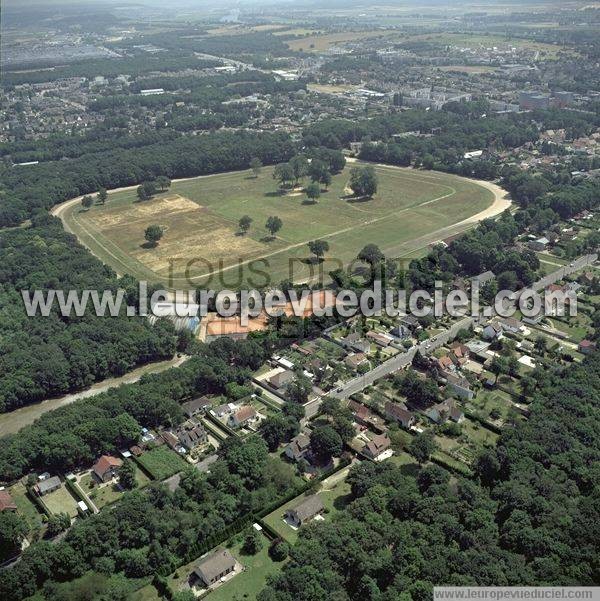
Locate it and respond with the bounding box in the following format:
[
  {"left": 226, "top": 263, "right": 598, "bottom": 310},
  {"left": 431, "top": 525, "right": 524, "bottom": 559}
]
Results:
[
  {"left": 60, "top": 163, "right": 495, "bottom": 289},
  {"left": 136, "top": 446, "right": 189, "bottom": 481}
]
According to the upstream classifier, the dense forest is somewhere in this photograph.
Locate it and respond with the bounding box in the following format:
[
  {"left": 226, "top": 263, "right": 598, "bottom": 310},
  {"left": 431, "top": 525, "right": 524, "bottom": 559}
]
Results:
[
  {"left": 258, "top": 353, "right": 600, "bottom": 599},
  {"left": 0, "top": 215, "right": 179, "bottom": 413}
]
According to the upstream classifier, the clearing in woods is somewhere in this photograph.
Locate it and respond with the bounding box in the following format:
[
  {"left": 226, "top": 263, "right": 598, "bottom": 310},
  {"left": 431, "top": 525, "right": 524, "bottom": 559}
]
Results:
[{"left": 58, "top": 162, "right": 505, "bottom": 289}]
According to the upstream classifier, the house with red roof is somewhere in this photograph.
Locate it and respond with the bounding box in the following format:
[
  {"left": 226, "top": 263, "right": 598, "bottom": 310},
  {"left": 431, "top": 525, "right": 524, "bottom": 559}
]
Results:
[{"left": 92, "top": 455, "right": 123, "bottom": 483}]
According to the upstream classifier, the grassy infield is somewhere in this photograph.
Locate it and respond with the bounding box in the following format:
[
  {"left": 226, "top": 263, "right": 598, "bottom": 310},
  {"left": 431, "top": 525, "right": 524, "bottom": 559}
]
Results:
[{"left": 62, "top": 163, "right": 493, "bottom": 289}]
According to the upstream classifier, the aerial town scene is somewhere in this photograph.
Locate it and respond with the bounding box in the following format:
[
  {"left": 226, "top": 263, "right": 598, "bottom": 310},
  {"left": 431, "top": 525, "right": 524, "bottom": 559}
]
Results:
[{"left": 0, "top": 0, "right": 599, "bottom": 600}]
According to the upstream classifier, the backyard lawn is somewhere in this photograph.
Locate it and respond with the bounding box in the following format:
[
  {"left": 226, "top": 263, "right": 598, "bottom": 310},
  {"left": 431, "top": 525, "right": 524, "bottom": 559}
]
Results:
[
  {"left": 79, "top": 468, "right": 151, "bottom": 509},
  {"left": 136, "top": 446, "right": 189, "bottom": 480},
  {"left": 209, "top": 535, "right": 286, "bottom": 601},
  {"left": 9, "top": 481, "right": 45, "bottom": 536},
  {"left": 42, "top": 484, "right": 80, "bottom": 518},
  {"left": 263, "top": 472, "right": 352, "bottom": 544}
]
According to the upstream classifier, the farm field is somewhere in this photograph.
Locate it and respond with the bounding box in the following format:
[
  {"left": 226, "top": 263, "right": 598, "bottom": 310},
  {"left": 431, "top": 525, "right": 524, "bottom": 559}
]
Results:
[
  {"left": 59, "top": 163, "right": 499, "bottom": 290},
  {"left": 402, "top": 32, "right": 576, "bottom": 58}
]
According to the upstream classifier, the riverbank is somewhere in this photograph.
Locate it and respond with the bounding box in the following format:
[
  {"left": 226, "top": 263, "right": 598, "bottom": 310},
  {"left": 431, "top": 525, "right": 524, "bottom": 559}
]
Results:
[{"left": 0, "top": 355, "right": 188, "bottom": 437}]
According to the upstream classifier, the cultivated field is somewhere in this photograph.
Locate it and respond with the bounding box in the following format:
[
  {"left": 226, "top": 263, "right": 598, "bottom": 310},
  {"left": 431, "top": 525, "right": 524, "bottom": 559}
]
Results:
[{"left": 58, "top": 162, "right": 502, "bottom": 289}]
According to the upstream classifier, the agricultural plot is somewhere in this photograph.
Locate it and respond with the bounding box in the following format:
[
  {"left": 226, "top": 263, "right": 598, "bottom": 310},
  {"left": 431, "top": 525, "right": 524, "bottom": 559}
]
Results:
[
  {"left": 433, "top": 417, "right": 499, "bottom": 468},
  {"left": 467, "top": 389, "right": 521, "bottom": 425},
  {"left": 60, "top": 163, "right": 496, "bottom": 289},
  {"left": 285, "top": 30, "right": 399, "bottom": 52}
]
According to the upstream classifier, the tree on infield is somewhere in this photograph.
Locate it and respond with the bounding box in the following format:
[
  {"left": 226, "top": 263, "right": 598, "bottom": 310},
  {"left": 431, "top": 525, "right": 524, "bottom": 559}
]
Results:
[
  {"left": 308, "top": 239, "right": 329, "bottom": 262},
  {"left": 349, "top": 165, "right": 378, "bottom": 198},
  {"left": 239, "top": 215, "right": 253, "bottom": 234},
  {"left": 81, "top": 195, "right": 94, "bottom": 210},
  {"left": 305, "top": 181, "right": 321, "bottom": 203},
  {"left": 144, "top": 224, "right": 164, "bottom": 247},
  {"left": 265, "top": 216, "right": 283, "bottom": 238},
  {"left": 250, "top": 157, "right": 263, "bottom": 178}
]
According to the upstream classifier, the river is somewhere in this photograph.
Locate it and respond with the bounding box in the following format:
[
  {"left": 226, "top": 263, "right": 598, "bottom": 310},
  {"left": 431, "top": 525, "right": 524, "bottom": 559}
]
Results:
[{"left": 0, "top": 355, "right": 188, "bottom": 437}]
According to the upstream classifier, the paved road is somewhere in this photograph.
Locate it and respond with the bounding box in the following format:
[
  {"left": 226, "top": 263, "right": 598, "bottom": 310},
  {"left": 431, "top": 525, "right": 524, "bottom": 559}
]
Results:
[
  {"left": 326, "top": 253, "right": 598, "bottom": 401},
  {"left": 331, "top": 317, "right": 477, "bottom": 400}
]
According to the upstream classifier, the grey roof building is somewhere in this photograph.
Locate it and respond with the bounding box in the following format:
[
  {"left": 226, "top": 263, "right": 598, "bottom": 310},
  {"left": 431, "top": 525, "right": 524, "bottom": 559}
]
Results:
[
  {"left": 285, "top": 494, "right": 324, "bottom": 527},
  {"left": 194, "top": 549, "right": 236, "bottom": 586},
  {"left": 35, "top": 475, "right": 61, "bottom": 496}
]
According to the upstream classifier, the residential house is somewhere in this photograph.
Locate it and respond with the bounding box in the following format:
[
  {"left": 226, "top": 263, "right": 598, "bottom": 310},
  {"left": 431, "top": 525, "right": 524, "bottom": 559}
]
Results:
[
  {"left": 366, "top": 330, "right": 393, "bottom": 347},
  {"left": 445, "top": 373, "right": 474, "bottom": 400},
  {"left": 93, "top": 455, "right": 123, "bottom": 483},
  {"left": 426, "top": 399, "right": 465, "bottom": 424},
  {"left": 181, "top": 397, "right": 212, "bottom": 418},
  {"left": 129, "top": 445, "right": 144, "bottom": 457},
  {"left": 470, "top": 271, "right": 495, "bottom": 287},
  {"left": 35, "top": 476, "right": 61, "bottom": 496},
  {"left": 482, "top": 321, "right": 502, "bottom": 340},
  {"left": 348, "top": 400, "right": 386, "bottom": 432},
  {"left": 276, "top": 357, "right": 295, "bottom": 370},
  {"left": 344, "top": 353, "right": 369, "bottom": 371},
  {"left": 385, "top": 401, "right": 416, "bottom": 429},
  {"left": 450, "top": 342, "right": 470, "bottom": 361},
  {"left": 343, "top": 332, "right": 372, "bottom": 353},
  {"left": 177, "top": 423, "right": 208, "bottom": 450},
  {"left": 529, "top": 237, "right": 550, "bottom": 251},
  {"left": 579, "top": 339, "right": 597, "bottom": 355},
  {"left": 522, "top": 313, "right": 543, "bottom": 326},
  {"left": 161, "top": 430, "right": 181, "bottom": 451},
  {"left": 268, "top": 370, "right": 295, "bottom": 390},
  {"left": 194, "top": 549, "right": 237, "bottom": 587},
  {"left": 363, "top": 433, "right": 391, "bottom": 460},
  {"left": 390, "top": 324, "right": 411, "bottom": 339},
  {"left": 285, "top": 433, "right": 311, "bottom": 462},
  {"left": 229, "top": 406, "right": 257, "bottom": 428},
  {"left": 285, "top": 495, "right": 325, "bottom": 527},
  {"left": 400, "top": 314, "right": 421, "bottom": 331},
  {"left": 213, "top": 403, "right": 236, "bottom": 418},
  {"left": 437, "top": 355, "right": 455, "bottom": 372},
  {"left": 499, "top": 317, "right": 523, "bottom": 335},
  {"left": 0, "top": 489, "right": 17, "bottom": 512}
]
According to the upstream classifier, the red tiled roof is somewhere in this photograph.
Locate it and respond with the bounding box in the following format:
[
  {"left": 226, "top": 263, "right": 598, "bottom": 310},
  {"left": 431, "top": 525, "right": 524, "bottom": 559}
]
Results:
[
  {"left": 93, "top": 455, "right": 122, "bottom": 479},
  {"left": 234, "top": 406, "right": 257, "bottom": 422}
]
